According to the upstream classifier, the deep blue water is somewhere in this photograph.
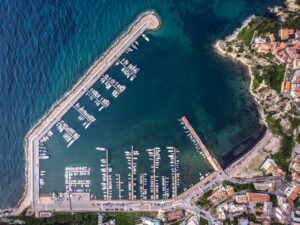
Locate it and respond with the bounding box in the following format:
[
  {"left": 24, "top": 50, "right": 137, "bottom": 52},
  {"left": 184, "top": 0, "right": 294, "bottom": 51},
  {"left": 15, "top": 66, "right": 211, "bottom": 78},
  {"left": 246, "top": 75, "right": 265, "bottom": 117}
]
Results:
[{"left": 0, "top": 0, "right": 283, "bottom": 208}]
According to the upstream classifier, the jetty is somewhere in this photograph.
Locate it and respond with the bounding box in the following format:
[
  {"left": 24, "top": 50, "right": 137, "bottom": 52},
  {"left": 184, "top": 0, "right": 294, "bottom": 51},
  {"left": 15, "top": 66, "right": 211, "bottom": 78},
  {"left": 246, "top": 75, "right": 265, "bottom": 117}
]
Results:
[
  {"left": 8, "top": 11, "right": 160, "bottom": 216},
  {"left": 179, "top": 116, "right": 222, "bottom": 172}
]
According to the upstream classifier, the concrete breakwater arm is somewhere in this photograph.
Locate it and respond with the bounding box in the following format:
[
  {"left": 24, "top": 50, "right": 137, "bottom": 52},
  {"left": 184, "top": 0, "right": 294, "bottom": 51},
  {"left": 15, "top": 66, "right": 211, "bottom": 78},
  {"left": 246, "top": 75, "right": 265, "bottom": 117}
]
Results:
[{"left": 9, "top": 11, "right": 161, "bottom": 216}]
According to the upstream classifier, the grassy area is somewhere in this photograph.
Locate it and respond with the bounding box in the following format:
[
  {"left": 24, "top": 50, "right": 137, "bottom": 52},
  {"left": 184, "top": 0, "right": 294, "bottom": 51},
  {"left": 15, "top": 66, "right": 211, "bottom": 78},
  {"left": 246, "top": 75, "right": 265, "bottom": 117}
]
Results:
[
  {"left": 291, "top": 117, "right": 300, "bottom": 130},
  {"left": 197, "top": 190, "right": 213, "bottom": 210},
  {"left": 238, "top": 27, "right": 254, "bottom": 46},
  {"left": 245, "top": 17, "right": 281, "bottom": 38},
  {"left": 223, "top": 181, "right": 255, "bottom": 192},
  {"left": 272, "top": 133, "right": 294, "bottom": 171},
  {"left": 199, "top": 217, "right": 208, "bottom": 225},
  {"left": 7, "top": 212, "right": 98, "bottom": 225},
  {"left": 266, "top": 115, "right": 295, "bottom": 171},
  {"left": 251, "top": 67, "right": 263, "bottom": 89},
  {"left": 6, "top": 211, "right": 157, "bottom": 225},
  {"left": 261, "top": 64, "right": 285, "bottom": 93}
]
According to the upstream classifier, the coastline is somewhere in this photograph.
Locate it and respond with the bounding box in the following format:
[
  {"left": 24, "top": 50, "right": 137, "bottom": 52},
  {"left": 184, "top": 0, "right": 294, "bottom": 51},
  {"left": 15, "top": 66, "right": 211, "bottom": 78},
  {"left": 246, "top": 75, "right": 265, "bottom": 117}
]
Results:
[
  {"left": 213, "top": 16, "right": 279, "bottom": 177},
  {"left": 3, "top": 10, "right": 160, "bottom": 216}
]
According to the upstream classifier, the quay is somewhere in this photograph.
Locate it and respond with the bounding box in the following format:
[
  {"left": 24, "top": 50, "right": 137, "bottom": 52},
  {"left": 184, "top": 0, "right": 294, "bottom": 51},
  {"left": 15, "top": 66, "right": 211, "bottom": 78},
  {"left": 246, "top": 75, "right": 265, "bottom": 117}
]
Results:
[
  {"left": 9, "top": 11, "right": 160, "bottom": 216},
  {"left": 179, "top": 116, "right": 223, "bottom": 172}
]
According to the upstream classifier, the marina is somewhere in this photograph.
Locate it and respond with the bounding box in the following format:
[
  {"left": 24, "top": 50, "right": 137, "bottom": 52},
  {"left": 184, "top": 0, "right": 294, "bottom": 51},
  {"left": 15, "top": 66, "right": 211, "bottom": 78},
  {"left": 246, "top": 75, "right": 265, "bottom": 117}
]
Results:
[
  {"left": 33, "top": 14, "right": 215, "bottom": 203},
  {"left": 14, "top": 11, "right": 222, "bottom": 216}
]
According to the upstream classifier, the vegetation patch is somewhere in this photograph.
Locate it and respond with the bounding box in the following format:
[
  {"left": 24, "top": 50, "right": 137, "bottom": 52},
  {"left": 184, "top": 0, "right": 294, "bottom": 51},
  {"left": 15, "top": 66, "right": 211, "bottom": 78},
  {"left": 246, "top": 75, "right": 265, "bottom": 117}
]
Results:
[
  {"left": 223, "top": 181, "right": 255, "bottom": 192},
  {"left": 261, "top": 64, "right": 285, "bottom": 93},
  {"left": 197, "top": 190, "right": 213, "bottom": 210},
  {"left": 199, "top": 217, "right": 208, "bottom": 225}
]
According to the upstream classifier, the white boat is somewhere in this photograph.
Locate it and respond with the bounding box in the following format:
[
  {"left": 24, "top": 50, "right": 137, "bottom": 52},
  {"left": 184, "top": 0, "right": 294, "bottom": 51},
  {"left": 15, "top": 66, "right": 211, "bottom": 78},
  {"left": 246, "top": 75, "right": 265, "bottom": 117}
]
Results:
[
  {"left": 39, "top": 155, "right": 50, "bottom": 160},
  {"left": 96, "top": 147, "right": 106, "bottom": 151},
  {"left": 142, "top": 34, "right": 150, "bottom": 41}
]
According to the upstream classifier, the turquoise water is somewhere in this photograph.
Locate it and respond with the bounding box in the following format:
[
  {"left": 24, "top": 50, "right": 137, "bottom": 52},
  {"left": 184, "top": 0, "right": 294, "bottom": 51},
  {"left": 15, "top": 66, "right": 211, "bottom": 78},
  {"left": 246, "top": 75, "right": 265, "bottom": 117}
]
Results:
[{"left": 0, "top": 0, "right": 282, "bottom": 208}]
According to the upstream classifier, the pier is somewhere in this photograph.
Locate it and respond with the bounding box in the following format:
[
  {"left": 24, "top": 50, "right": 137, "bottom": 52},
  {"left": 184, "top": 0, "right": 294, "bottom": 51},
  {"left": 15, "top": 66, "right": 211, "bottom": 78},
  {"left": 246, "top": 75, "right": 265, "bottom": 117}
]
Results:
[{"left": 179, "top": 116, "right": 222, "bottom": 172}]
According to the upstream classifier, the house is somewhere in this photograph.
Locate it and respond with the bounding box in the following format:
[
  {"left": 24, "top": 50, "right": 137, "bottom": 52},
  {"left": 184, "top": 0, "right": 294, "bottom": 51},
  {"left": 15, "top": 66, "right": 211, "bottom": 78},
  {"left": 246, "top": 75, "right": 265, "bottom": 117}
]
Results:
[{"left": 280, "top": 28, "right": 295, "bottom": 40}]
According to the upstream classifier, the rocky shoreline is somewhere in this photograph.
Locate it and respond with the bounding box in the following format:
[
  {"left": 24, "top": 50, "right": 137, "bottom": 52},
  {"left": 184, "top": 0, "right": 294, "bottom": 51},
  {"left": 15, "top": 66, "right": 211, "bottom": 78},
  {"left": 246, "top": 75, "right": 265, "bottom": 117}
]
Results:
[{"left": 214, "top": 0, "right": 300, "bottom": 177}]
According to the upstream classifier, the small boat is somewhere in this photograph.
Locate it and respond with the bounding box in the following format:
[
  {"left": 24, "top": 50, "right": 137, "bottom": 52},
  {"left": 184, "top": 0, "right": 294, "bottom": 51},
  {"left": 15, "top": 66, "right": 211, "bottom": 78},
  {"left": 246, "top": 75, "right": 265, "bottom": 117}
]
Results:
[
  {"left": 142, "top": 34, "right": 150, "bottom": 41},
  {"left": 96, "top": 147, "right": 106, "bottom": 151}
]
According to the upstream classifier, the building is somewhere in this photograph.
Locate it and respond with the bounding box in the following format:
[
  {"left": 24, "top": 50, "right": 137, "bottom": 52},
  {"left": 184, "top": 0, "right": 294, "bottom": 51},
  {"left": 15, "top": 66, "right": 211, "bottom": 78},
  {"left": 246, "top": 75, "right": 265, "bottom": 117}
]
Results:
[
  {"left": 292, "top": 172, "right": 300, "bottom": 182},
  {"left": 136, "top": 217, "right": 161, "bottom": 225},
  {"left": 166, "top": 210, "right": 184, "bottom": 222},
  {"left": 257, "top": 44, "right": 270, "bottom": 54},
  {"left": 246, "top": 193, "right": 270, "bottom": 203},
  {"left": 275, "top": 207, "right": 289, "bottom": 224},
  {"left": 279, "top": 28, "right": 295, "bottom": 40},
  {"left": 261, "top": 159, "right": 277, "bottom": 174},
  {"left": 98, "top": 214, "right": 116, "bottom": 225},
  {"left": 283, "top": 81, "right": 292, "bottom": 93},
  {"left": 209, "top": 185, "right": 235, "bottom": 204},
  {"left": 290, "top": 71, "right": 300, "bottom": 101},
  {"left": 291, "top": 155, "right": 300, "bottom": 173},
  {"left": 39, "top": 211, "right": 52, "bottom": 218},
  {"left": 293, "top": 59, "right": 300, "bottom": 69},
  {"left": 295, "top": 30, "right": 300, "bottom": 39},
  {"left": 285, "top": 184, "right": 300, "bottom": 201},
  {"left": 260, "top": 159, "right": 286, "bottom": 177},
  {"left": 238, "top": 218, "right": 249, "bottom": 225},
  {"left": 235, "top": 194, "right": 248, "bottom": 204},
  {"left": 216, "top": 201, "right": 247, "bottom": 221},
  {"left": 263, "top": 202, "right": 273, "bottom": 217}
]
